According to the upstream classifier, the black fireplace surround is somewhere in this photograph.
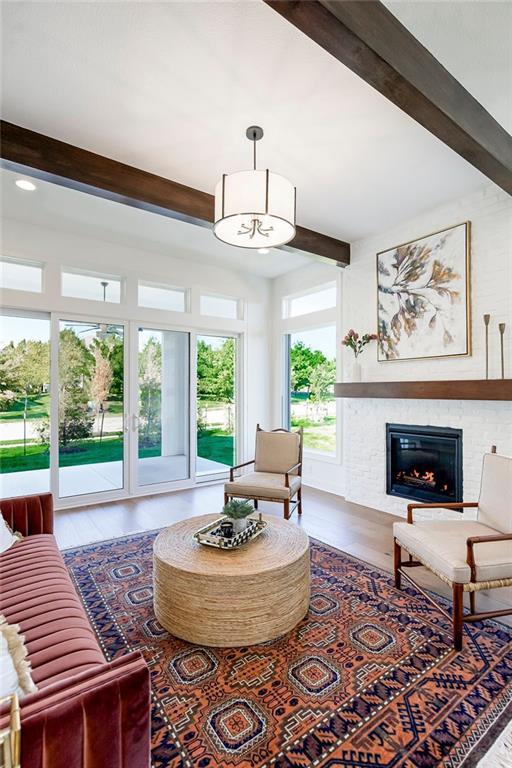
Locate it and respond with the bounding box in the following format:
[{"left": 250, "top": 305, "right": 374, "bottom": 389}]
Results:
[{"left": 386, "top": 424, "right": 463, "bottom": 504}]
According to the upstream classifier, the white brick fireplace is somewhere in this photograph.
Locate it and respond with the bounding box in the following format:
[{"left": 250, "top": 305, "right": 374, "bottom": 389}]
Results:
[{"left": 341, "top": 185, "right": 512, "bottom": 519}]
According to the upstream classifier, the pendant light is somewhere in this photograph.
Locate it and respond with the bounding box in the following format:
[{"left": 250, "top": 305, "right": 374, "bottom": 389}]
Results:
[{"left": 214, "top": 126, "right": 296, "bottom": 249}]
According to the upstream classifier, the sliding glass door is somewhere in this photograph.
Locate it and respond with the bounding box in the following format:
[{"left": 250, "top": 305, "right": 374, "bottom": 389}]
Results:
[
  {"left": 136, "top": 327, "right": 189, "bottom": 487},
  {"left": 58, "top": 319, "right": 126, "bottom": 498},
  {"left": 0, "top": 311, "right": 51, "bottom": 497},
  {"left": 196, "top": 334, "right": 237, "bottom": 478},
  {"left": 2, "top": 314, "right": 239, "bottom": 502}
]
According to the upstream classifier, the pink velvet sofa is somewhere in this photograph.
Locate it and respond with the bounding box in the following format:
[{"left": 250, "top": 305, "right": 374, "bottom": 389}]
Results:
[{"left": 0, "top": 493, "right": 151, "bottom": 768}]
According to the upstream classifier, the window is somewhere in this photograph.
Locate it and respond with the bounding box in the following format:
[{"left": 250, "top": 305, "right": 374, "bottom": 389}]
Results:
[
  {"left": 283, "top": 284, "right": 336, "bottom": 319},
  {"left": 196, "top": 335, "right": 237, "bottom": 476},
  {"left": 0, "top": 257, "right": 43, "bottom": 293},
  {"left": 61, "top": 270, "right": 122, "bottom": 303},
  {"left": 284, "top": 325, "right": 337, "bottom": 455},
  {"left": 200, "top": 293, "right": 240, "bottom": 320},
  {"left": 138, "top": 282, "right": 187, "bottom": 312},
  {"left": 58, "top": 320, "right": 125, "bottom": 498},
  {"left": 0, "top": 311, "right": 50, "bottom": 497},
  {"left": 137, "top": 327, "right": 189, "bottom": 486}
]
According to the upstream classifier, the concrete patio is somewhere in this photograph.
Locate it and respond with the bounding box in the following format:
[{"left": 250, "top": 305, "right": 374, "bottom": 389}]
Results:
[{"left": 0, "top": 455, "right": 228, "bottom": 499}]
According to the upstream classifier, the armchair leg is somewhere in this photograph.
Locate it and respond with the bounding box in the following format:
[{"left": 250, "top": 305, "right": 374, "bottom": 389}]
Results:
[
  {"left": 224, "top": 493, "right": 229, "bottom": 505},
  {"left": 453, "top": 583, "right": 464, "bottom": 651},
  {"left": 284, "top": 499, "right": 290, "bottom": 520},
  {"left": 394, "top": 538, "right": 401, "bottom": 590},
  {"left": 470, "top": 591, "right": 476, "bottom": 614},
  {"left": 297, "top": 487, "right": 303, "bottom": 515}
]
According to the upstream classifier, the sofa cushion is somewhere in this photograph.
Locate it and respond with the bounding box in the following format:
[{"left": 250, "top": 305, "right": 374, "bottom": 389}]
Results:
[
  {"left": 394, "top": 520, "right": 512, "bottom": 585},
  {"left": 225, "top": 471, "right": 301, "bottom": 500},
  {"left": 0, "top": 534, "right": 105, "bottom": 689}
]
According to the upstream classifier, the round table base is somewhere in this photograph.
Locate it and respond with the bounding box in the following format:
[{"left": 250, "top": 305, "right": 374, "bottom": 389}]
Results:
[{"left": 153, "top": 515, "right": 310, "bottom": 647}]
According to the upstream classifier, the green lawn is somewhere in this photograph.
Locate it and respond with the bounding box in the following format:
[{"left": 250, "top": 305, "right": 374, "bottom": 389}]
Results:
[
  {"left": 0, "top": 394, "right": 49, "bottom": 421},
  {"left": 1, "top": 428, "right": 236, "bottom": 474},
  {"left": 0, "top": 394, "right": 123, "bottom": 421},
  {"left": 0, "top": 434, "right": 160, "bottom": 473},
  {"left": 105, "top": 398, "right": 124, "bottom": 415},
  {"left": 291, "top": 415, "right": 336, "bottom": 453},
  {"left": 197, "top": 428, "right": 234, "bottom": 466},
  {"left": 0, "top": 442, "right": 50, "bottom": 472}
]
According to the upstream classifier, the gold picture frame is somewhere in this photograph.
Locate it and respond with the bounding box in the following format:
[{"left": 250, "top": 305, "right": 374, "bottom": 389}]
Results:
[{"left": 376, "top": 221, "right": 471, "bottom": 362}]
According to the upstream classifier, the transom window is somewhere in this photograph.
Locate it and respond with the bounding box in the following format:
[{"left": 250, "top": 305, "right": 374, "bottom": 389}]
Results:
[
  {"left": 138, "top": 282, "right": 187, "bottom": 312},
  {"left": 0, "top": 257, "right": 44, "bottom": 293},
  {"left": 282, "top": 283, "right": 336, "bottom": 319},
  {"left": 61, "top": 269, "right": 122, "bottom": 303},
  {"left": 200, "top": 293, "right": 241, "bottom": 320}
]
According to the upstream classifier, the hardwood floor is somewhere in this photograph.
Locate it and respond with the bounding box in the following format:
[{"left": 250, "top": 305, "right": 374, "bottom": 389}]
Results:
[{"left": 56, "top": 483, "right": 512, "bottom": 626}]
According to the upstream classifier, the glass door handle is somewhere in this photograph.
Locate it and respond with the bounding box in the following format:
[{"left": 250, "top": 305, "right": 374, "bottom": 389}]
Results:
[{"left": 131, "top": 414, "right": 140, "bottom": 431}]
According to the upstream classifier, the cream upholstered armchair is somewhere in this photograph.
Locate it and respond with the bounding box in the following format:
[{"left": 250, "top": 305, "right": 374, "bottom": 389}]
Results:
[
  {"left": 393, "top": 451, "right": 512, "bottom": 650},
  {"left": 224, "top": 425, "right": 303, "bottom": 520}
]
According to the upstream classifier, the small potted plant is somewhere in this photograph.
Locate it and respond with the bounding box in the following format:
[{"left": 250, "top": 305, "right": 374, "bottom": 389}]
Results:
[
  {"left": 222, "top": 499, "right": 255, "bottom": 534},
  {"left": 342, "top": 329, "right": 378, "bottom": 382}
]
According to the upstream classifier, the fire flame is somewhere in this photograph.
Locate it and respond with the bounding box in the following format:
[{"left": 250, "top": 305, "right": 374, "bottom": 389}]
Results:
[{"left": 396, "top": 468, "right": 447, "bottom": 489}]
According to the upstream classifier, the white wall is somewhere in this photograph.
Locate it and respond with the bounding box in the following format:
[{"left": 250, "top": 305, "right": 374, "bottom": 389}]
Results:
[
  {"left": 5, "top": 182, "right": 511, "bottom": 511},
  {"left": 1, "top": 217, "right": 272, "bottom": 466},
  {"left": 270, "top": 261, "right": 344, "bottom": 496},
  {"left": 341, "top": 184, "right": 512, "bottom": 517}
]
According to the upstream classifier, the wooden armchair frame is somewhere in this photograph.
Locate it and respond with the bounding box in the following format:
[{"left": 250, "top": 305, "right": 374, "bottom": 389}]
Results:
[
  {"left": 225, "top": 425, "right": 303, "bottom": 520},
  {"left": 394, "top": 500, "right": 512, "bottom": 650}
]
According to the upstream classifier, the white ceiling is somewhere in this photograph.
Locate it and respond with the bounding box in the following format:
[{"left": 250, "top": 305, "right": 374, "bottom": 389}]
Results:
[
  {"left": 1, "top": 1, "right": 508, "bottom": 247},
  {"left": 385, "top": 1, "right": 512, "bottom": 134},
  {"left": 1, "top": 168, "right": 313, "bottom": 278}
]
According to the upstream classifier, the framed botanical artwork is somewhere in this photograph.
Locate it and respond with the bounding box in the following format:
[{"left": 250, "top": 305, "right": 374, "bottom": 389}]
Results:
[{"left": 376, "top": 221, "right": 471, "bottom": 362}]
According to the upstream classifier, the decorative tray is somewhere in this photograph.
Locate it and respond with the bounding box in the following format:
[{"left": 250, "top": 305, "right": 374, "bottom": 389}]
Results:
[{"left": 193, "top": 515, "right": 267, "bottom": 549}]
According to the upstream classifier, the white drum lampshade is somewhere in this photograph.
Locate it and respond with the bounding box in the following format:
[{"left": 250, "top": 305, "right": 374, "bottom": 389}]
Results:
[{"left": 213, "top": 127, "right": 296, "bottom": 250}]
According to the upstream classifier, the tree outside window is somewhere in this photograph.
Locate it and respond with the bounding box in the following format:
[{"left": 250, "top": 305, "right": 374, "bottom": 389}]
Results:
[{"left": 288, "top": 326, "right": 336, "bottom": 454}]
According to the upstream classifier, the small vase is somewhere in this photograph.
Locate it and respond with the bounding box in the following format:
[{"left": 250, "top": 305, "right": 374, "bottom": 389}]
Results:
[
  {"left": 351, "top": 360, "right": 362, "bottom": 383},
  {"left": 231, "top": 518, "right": 248, "bottom": 535}
]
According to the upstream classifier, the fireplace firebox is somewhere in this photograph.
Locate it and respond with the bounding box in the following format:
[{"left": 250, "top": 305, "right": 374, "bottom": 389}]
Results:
[{"left": 386, "top": 424, "right": 463, "bottom": 504}]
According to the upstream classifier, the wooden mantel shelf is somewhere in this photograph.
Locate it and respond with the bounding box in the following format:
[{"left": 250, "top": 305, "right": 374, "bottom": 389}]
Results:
[{"left": 334, "top": 379, "right": 512, "bottom": 401}]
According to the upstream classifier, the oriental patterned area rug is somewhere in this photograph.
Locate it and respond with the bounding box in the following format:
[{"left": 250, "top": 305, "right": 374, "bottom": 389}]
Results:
[{"left": 63, "top": 531, "right": 512, "bottom": 768}]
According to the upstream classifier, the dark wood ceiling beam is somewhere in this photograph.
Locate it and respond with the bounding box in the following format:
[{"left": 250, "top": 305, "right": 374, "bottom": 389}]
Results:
[
  {"left": 0, "top": 121, "right": 350, "bottom": 266},
  {"left": 264, "top": 0, "right": 512, "bottom": 195}
]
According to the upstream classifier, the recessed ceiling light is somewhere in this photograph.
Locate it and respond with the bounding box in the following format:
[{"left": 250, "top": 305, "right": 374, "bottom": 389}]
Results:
[
  {"left": 15, "top": 179, "right": 37, "bottom": 191},
  {"left": 258, "top": 248, "right": 270, "bottom": 255}
]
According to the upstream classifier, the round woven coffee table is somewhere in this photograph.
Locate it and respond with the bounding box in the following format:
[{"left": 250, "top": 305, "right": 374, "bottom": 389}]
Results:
[{"left": 153, "top": 514, "right": 310, "bottom": 647}]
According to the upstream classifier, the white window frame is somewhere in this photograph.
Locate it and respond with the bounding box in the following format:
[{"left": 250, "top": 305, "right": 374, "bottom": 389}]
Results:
[
  {"left": 1, "top": 249, "right": 251, "bottom": 508},
  {"left": 60, "top": 267, "right": 125, "bottom": 304},
  {"left": 137, "top": 280, "right": 190, "bottom": 313},
  {"left": 278, "top": 274, "right": 342, "bottom": 464},
  {"left": 0, "top": 255, "right": 45, "bottom": 294},
  {"left": 281, "top": 281, "right": 337, "bottom": 320},
  {"left": 194, "top": 329, "right": 243, "bottom": 483},
  {"left": 199, "top": 291, "right": 244, "bottom": 321},
  {"left": 283, "top": 321, "right": 338, "bottom": 460}
]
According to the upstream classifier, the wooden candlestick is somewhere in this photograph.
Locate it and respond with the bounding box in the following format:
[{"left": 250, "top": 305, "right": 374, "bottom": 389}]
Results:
[
  {"left": 483, "top": 314, "right": 490, "bottom": 379},
  {"left": 499, "top": 323, "right": 506, "bottom": 379}
]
